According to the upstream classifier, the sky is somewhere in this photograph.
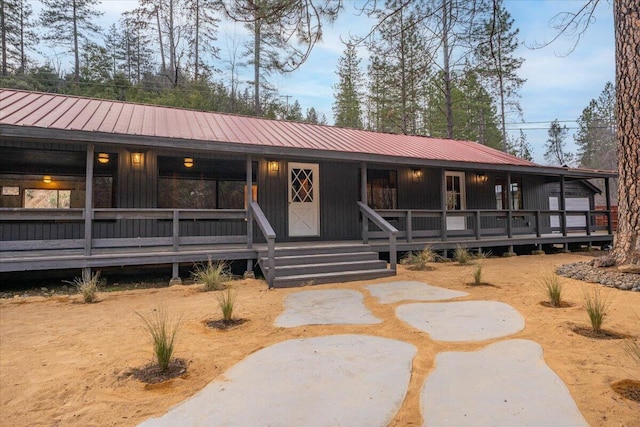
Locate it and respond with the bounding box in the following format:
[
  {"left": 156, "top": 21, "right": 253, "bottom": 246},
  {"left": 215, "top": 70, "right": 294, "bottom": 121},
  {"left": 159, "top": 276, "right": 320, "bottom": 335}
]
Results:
[{"left": 32, "top": 0, "right": 616, "bottom": 165}]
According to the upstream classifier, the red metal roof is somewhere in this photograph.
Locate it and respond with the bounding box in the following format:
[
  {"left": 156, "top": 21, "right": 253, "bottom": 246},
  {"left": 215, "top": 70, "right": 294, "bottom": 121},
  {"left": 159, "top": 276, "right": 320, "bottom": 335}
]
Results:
[{"left": 0, "top": 89, "right": 537, "bottom": 167}]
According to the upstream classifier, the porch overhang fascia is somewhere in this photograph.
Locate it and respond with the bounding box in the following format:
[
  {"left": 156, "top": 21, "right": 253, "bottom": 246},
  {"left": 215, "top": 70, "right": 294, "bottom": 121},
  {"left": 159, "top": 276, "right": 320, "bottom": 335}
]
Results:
[{"left": 0, "top": 124, "right": 617, "bottom": 180}]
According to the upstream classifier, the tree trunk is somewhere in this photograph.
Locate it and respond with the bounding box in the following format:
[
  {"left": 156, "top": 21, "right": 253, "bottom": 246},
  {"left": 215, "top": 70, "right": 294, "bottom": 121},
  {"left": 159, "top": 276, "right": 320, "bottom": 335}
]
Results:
[
  {"left": 442, "top": 0, "right": 454, "bottom": 139},
  {"left": 611, "top": 0, "right": 640, "bottom": 266},
  {"left": 253, "top": 17, "right": 261, "bottom": 117},
  {"left": 73, "top": 0, "right": 79, "bottom": 82},
  {"left": 194, "top": 0, "right": 200, "bottom": 81},
  {"left": 1, "top": 0, "right": 6, "bottom": 76}
]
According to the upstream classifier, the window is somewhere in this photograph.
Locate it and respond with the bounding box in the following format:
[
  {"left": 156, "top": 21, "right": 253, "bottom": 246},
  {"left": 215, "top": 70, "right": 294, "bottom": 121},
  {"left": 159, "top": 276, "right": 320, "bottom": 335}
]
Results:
[
  {"left": 367, "top": 169, "right": 397, "bottom": 210},
  {"left": 24, "top": 189, "right": 71, "bottom": 209},
  {"left": 495, "top": 177, "right": 523, "bottom": 210},
  {"left": 159, "top": 175, "right": 217, "bottom": 209}
]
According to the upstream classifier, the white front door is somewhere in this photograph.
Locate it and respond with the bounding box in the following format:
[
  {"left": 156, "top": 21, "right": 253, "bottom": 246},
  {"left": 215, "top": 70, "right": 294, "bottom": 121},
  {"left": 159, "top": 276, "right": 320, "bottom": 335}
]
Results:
[
  {"left": 288, "top": 162, "right": 320, "bottom": 236},
  {"left": 445, "top": 171, "right": 466, "bottom": 231}
]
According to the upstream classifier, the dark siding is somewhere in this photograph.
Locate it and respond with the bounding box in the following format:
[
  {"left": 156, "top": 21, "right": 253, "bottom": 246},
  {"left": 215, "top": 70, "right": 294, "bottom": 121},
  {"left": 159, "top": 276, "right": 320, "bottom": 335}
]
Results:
[{"left": 319, "top": 161, "right": 360, "bottom": 240}]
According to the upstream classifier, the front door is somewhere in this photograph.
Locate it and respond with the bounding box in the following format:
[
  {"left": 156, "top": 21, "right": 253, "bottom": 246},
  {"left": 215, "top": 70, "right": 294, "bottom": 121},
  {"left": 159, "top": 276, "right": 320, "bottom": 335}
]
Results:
[
  {"left": 288, "top": 162, "right": 320, "bottom": 237},
  {"left": 445, "top": 171, "right": 466, "bottom": 230}
]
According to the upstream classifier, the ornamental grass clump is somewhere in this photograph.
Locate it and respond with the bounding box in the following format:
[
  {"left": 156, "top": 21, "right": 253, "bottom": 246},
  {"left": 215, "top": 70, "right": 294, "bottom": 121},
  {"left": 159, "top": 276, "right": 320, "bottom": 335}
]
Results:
[
  {"left": 136, "top": 306, "right": 181, "bottom": 372},
  {"left": 472, "top": 264, "right": 483, "bottom": 286},
  {"left": 540, "top": 272, "right": 564, "bottom": 308},
  {"left": 217, "top": 287, "right": 236, "bottom": 323},
  {"left": 66, "top": 272, "right": 100, "bottom": 303},
  {"left": 583, "top": 286, "right": 612, "bottom": 335},
  {"left": 401, "top": 246, "right": 439, "bottom": 270},
  {"left": 192, "top": 258, "right": 232, "bottom": 291},
  {"left": 453, "top": 245, "right": 472, "bottom": 265}
]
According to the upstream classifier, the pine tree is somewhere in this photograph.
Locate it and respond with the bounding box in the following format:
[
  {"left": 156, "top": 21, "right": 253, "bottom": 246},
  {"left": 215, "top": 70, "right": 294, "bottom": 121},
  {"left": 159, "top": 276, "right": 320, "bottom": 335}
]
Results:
[
  {"left": 39, "top": 0, "right": 103, "bottom": 83},
  {"left": 333, "top": 43, "right": 364, "bottom": 129},
  {"left": 544, "top": 119, "right": 574, "bottom": 166},
  {"left": 366, "top": 0, "right": 430, "bottom": 135},
  {"left": 507, "top": 130, "right": 533, "bottom": 161},
  {"left": 574, "top": 82, "right": 616, "bottom": 169},
  {"left": 185, "top": 0, "right": 219, "bottom": 81},
  {"left": 474, "top": 0, "right": 525, "bottom": 150},
  {"left": 1, "top": 0, "right": 38, "bottom": 75}
]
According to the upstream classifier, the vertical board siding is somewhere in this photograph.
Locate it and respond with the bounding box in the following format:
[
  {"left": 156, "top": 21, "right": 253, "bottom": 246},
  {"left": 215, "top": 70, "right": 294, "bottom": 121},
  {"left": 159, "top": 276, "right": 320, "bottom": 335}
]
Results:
[{"left": 319, "top": 161, "right": 360, "bottom": 240}]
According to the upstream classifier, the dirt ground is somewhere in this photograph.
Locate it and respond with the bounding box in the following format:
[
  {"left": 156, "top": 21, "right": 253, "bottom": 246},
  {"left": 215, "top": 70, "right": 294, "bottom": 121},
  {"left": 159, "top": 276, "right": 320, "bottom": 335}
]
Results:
[{"left": 1, "top": 253, "right": 639, "bottom": 427}]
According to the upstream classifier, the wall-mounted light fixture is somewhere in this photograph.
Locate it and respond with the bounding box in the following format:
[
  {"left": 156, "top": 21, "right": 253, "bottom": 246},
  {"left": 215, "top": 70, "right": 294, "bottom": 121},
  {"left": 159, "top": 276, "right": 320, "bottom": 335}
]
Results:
[
  {"left": 476, "top": 172, "right": 488, "bottom": 183},
  {"left": 268, "top": 160, "right": 279, "bottom": 173},
  {"left": 131, "top": 152, "right": 143, "bottom": 166},
  {"left": 97, "top": 153, "right": 110, "bottom": 164},
  {"left": 412, "top": 168, "right": 423, "bottom": 181},
  {"left": 43, "top": 175, "right": 52, "bottom": 184},
  {"left": 183, "top": 157, "right": 194, "bottom": 168}
]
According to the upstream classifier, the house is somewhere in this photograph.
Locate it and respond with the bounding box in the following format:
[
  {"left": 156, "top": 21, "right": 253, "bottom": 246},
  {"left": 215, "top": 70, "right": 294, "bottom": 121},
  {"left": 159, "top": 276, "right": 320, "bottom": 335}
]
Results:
[{"left": 0, "top": 89, "right": 616, "bottom": 287}]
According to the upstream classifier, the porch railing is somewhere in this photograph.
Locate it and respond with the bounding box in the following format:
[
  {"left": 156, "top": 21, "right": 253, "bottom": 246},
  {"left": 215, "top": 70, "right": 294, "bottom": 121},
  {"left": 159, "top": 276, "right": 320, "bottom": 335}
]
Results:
[
  {"left": 358, "top": 201, "right": 398, "bottom": 272},
  {"left": 0, "top": 207, "right": 249, "bottom": 252},
  {"left": 370, "top": 208, "right": 613, "bottom": 243},
  {"left": 250, "top": 201, "right": 276, "bottom": 288}
]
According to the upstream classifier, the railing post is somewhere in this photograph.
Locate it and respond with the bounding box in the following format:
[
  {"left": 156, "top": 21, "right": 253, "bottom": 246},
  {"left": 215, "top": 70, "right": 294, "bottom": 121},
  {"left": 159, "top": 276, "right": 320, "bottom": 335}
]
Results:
[
  {"left": 172, "top": 210, "right": 180, "bottom": 251},
  {"left": 390, "top": 233, "right": 397, "bottom": 272},
  {"left": 605, "top": 177, "right": 613, "bottom": 234},
  {"left": 586, "top": 210, "right": 591, "bottom": 236},
  {"left": 267, "top": 236, "right": 275, "bottom": 288},
  {"left": 361, "top": 162, "right": 368, "bottom": 243},
  {"left": 406, "top": 210, "right": 412, "bottom": 243},
  {"left": 506, "top": 172, "right": 513, "bottom": 239},
  {"left": 535, "top": 211, "right": 541, "bottom": 237},
  {"left": 560, "top": 176, "right": 568, "bottom": 237},
  {"left": 84, "top": 144, "right": 94, "bottom": 257},
  {"left": 475, "top": 210, "right": 481, "bottom": 240}
]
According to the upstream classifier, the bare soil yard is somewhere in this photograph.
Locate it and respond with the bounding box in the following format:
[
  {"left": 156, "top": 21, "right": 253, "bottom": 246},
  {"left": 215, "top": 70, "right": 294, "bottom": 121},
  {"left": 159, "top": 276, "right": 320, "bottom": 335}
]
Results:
[{"left": 1, "top": 253, "right": 638, "bottom": 426}]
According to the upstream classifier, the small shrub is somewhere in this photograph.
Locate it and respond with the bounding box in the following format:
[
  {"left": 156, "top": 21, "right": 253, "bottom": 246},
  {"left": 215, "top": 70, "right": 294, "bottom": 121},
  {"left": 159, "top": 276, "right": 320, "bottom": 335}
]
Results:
[
  {"left": 472, "top": 264, "right": 482, "bottom": 285},
  {"left": 65, "top": 272, "right": 100, "bottom": 303},
  {"left": 217, "top": 287, "right": 236, "bottom": 323},
  {"left": 583, "top": 286, "right": 611, "bottom": 334},
  {"left": 453, "top": 245, "right": 472, "bottom": 265},
  {"left": 401, "top": 246, "right": 439, "bottom": 270},
  {"left": 540, "top": 272, "right": 564, "bottom": 307},
  {"left": 192, "top": 258, "right": 232, "bottom": 291},
  {"left": 136, "top": 306, "right": 181, "bottom": 371}
]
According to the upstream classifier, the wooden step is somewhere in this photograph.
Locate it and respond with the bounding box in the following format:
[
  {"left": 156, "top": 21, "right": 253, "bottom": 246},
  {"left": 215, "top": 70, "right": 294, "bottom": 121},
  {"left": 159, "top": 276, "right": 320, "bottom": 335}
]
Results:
[
  {"left": 258, "top": 244, "right": 372, "bottom": 258},
  {"left": 269, "top": 259, "right": 388, "bottom": 277},
  {"left": 272, "top": 269, "right": 396, "bottom": 288},
  {"left": 259, "top": 251, "right": 379, "bottom": 267}
]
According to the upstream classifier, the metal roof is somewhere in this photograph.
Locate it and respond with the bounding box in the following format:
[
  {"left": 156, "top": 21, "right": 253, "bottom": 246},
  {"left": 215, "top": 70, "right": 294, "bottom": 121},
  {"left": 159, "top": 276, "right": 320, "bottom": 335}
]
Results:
[{"left": 0, "top": 89, "right": 539, "bottom": 167}]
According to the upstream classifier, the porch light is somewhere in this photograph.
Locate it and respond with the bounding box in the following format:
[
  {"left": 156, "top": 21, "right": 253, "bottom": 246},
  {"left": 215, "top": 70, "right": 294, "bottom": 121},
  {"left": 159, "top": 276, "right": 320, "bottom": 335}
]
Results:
[
  {"left": 269, "top": 160, "right": 279, "bottom": 173},
  {"left": 43, "top": 175, "right": 52, "bottom": 184},
  {"left": 412, "top": 168, "right": 423, "bottom": 180},
  {"left": 131, "top": 152, "right": 143, "bottom": 166},
  {"left": 476, "top": 172, "right": 488, "bottom": 183},
  {"left": 183, "top": 157, "right": 194, "bottom": 168},
  {"left": 97, "top": 153, "right": 110, "bottom": 164}
]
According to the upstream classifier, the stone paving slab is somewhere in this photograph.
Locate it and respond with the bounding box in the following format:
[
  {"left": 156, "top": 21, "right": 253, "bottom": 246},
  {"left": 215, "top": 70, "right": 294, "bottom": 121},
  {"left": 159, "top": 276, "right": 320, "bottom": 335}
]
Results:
[
  {"left": 421, "top": 339, "right": 588, "bottom": 426},
  {"left": 396, "top": 301, "right": 525, "bottom": 341},
  {"left": 366, "top": 281, "right": 468, "bottom": 304},
  {"left": 138, "top": 335, "right": 417, "bottom": 427},
  {"left": 274, "top": 289, "right": 381, "bottom": 327}
]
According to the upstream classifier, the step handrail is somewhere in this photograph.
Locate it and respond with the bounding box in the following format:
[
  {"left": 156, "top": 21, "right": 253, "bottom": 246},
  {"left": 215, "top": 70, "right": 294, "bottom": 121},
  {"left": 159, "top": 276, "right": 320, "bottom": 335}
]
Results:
[
  {"left": 357, "top": 201, "right": 398, "bottom": 272},
  {"left": 250, "top": 201, "right": 276, "bottom": 288}
]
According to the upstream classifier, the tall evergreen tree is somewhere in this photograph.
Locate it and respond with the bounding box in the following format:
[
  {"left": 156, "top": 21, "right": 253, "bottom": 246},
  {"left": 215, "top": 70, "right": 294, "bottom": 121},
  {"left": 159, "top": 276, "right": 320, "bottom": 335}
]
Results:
[
  {"left": 185, "top": 0, "right": 220, "bottom": 81},
  {"left": 474, "top": 0, "right": 525, "bottom": 150},
  {"left": 544, "top": 119, "right": 574, "bottom": 166},
  {"left": 333, "top": 43, "right": 363, "bottom": 129},
  {"left": 507, "top": 130, "right": 533, "bottom": 161},
  {"left": 1, "top": 0, "right": 38, "bottom": 75},
  {"left": 39, "top": 0, "right": 103, "bottom": 83},
  {"left": 574, "top": 81, "right": 616, "bottom": 170},
  {"left": 366, "top": 0, "right": 430, "bottom": 135}
]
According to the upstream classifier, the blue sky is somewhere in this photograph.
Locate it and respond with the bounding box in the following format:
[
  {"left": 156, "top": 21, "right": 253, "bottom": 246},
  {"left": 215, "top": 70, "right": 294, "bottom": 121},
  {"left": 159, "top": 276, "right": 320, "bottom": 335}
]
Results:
[{"left": 38, "top": 0, "right": 615, "bottom": 165}]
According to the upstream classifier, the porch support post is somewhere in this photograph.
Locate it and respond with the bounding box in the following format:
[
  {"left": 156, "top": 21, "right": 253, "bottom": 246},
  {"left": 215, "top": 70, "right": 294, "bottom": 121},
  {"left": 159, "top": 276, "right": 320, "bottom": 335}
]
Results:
[
  {"left": 506, "top": 172, "right": 513, "bottom": 239},
  {"left": 440, "top": 169, "right": 447, "bottom": 241},
  {"left": 170, "top": 210, "right": 182, "bottom": 285},
  {"left": 245, "top": 155, "right": 254, "bottom": 276},
  {"left": 605, "top": 177, "right": 613, "bottom": 234},
  {"left": 361, "top": 162, "right": 368, "bottom": 243},
  {"left": 560, "top": 175, "right": 567, "bottom": 237},
  {"left": 83, "top": 144, "right": 94, "bottom": 281}
]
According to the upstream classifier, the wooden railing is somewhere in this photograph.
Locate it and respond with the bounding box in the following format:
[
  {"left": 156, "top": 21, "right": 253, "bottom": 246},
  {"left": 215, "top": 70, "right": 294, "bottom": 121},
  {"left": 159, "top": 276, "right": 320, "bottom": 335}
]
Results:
[
  {"left": 358, "top": 201, "right": 398, "bottom": 272},
  {"left": 0, "top": 207, "right": 249, "bottom": 252},
  {"left": 370, "top": 208, "right": 613, "bottom": 243},
  {"left": 250, "top": 201, "right": 276, "bottom": 288}
]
